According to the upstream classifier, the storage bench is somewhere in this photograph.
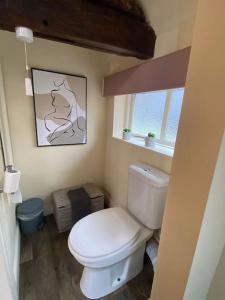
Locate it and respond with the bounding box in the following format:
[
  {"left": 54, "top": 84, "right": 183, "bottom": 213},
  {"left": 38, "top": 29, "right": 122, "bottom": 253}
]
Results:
[{"left": 53, "top": 183, "right": 104, "bottom": 233}]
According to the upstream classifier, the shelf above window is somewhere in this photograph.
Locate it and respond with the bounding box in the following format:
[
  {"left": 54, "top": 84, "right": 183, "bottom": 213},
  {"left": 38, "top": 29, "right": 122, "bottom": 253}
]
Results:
[{"left": 112, "top": 136, "right": 174, "bottom": 158}]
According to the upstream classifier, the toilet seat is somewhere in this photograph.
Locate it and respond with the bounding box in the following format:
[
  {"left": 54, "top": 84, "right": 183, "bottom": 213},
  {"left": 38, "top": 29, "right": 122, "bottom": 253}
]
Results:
[
  {"left": 69, "top": 207, "right": 140, "bottom": 257},
  {"left": 68, "top": 207, "right": 152, "bottom": 268}
]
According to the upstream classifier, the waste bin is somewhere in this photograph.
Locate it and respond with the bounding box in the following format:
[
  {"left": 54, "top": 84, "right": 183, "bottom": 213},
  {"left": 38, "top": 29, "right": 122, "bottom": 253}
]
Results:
[{"left": 17, "top": 198, "right": 44, "bottom": 235}]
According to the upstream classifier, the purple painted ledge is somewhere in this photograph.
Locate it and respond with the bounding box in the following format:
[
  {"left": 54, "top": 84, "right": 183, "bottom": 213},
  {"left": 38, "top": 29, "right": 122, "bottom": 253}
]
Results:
[{"left": 103, "top": 47, "right": 191, "bottom": 97}]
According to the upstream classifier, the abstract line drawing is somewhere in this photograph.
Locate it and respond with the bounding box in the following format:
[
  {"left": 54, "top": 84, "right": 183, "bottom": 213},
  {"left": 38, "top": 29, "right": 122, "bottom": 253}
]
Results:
[{"left": 31, "top": 69, "right": 87, "bottom": 146}]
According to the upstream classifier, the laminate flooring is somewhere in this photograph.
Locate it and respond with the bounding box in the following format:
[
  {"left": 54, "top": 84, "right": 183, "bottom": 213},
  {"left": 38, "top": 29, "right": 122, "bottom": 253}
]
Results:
[{"left": 20, "top": 216, "right": 154, "bottom": 300}]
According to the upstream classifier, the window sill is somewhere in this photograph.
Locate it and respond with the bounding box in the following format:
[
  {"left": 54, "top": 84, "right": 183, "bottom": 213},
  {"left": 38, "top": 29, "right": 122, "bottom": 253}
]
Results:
[{"left": 112, "top": 136, "right": 174, "bottom": 158}]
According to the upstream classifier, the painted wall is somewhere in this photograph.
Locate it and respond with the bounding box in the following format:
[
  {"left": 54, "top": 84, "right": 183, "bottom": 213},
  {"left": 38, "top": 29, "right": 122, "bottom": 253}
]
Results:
[
  {"left": 0, "top": 30, "right": 109, "bottom": 213},
  {"left": 183, "top": 132, "right": 225, "bottom": 300},
  {"left": 206, "top": 245, "right": 225, "bottom": 300},
  {"left": 104, "top": 96, "right": 172, "bottom": 208},
  {"left": 140, "top": 0, "right": 198, "bottom": 57},
  {"left": 150, "top": 0, "right": 225, "bottom": 299},
  {"left": 0, "top": 65, "right": 19, "bottom": 299},
  {"left": 0, "top": 251, "right": 14, "bottom": 300},
  {"left": 104, "top": 0, "right": 197, "bottom": 208},
  {"left": 0, "top": 138, "right": 15, "bottom": 300}
]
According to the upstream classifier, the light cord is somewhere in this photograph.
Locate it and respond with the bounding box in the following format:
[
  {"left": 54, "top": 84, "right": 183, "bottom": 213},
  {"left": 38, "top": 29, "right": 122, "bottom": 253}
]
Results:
[{"left": 24, "top": 42, "right": 29, "bottom": 76}]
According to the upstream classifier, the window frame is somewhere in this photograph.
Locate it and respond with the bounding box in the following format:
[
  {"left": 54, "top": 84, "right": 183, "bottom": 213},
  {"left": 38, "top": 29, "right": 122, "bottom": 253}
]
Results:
[{"left": 127, "top": 88, "right": 184, "bottom": 148}]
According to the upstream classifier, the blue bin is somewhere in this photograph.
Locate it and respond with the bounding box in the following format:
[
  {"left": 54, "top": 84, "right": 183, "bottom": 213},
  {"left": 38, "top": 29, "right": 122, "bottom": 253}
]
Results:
[{"left": 17, "top": 198, "right": 44, "bottom": 235}]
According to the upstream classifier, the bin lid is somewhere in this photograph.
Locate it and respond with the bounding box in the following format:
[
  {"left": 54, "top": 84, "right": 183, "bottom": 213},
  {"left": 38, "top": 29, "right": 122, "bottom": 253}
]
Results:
[{"left": 17, "top": 198, "right": 43, "bottom": 217}]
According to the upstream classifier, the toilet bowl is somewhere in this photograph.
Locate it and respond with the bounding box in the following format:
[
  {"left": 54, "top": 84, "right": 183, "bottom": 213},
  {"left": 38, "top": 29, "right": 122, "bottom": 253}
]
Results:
[
  {"left": 68, "top": 163, "right": 169, "bottom": 299},
  {"left": 68, "top": 207, "right": 153, "bottom": 299}
]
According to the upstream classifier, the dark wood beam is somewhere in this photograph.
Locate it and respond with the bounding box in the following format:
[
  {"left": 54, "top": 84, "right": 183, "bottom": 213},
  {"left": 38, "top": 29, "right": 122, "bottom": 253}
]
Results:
[
  {"left": 0, "top": 0, "right": 156, "bottom": 59},
  {"left": 92, "top": 0, "right": 146, "bottom": 21}
]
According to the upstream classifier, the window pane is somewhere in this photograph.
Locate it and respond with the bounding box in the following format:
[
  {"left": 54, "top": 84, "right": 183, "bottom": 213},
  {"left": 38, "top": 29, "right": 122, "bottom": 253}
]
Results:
[
  {"left": 132, "top": 91, "right": 167, "bottom": 138},
  {"left": 164, "top": 89, "right": 184, "bottom": 143}
]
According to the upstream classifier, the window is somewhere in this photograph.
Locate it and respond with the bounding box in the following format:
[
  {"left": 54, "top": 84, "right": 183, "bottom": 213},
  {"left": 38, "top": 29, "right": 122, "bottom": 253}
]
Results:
[{"left": 130, "top": 88, "right": 184, "bottom": 147}]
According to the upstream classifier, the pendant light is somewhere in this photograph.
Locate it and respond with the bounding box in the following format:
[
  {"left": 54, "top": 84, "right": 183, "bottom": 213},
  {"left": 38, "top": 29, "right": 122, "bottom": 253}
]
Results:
[{"left": 15, "top": 26, "right": 34, "bottom": 96}]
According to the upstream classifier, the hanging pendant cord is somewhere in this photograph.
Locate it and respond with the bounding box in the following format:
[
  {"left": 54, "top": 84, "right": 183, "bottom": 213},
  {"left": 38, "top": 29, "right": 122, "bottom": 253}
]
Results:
[{"left": 24, "top": 42, "right": 29, "bottom": 77}]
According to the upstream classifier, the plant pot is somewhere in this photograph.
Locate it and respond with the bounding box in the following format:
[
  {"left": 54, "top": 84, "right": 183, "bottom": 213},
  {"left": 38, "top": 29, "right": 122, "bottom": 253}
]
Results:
[
  {"left": 145, "top": 136, "right": 156, "bottom": 147},
  {"left": 123, "top": 132, "right": 132, "bottom": 141}
]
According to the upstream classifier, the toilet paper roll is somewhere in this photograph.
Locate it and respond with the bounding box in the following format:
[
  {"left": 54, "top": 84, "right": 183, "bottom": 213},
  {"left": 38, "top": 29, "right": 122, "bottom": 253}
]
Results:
[{"left": 3, "top": 169, "right": 21, "bottom": 194}]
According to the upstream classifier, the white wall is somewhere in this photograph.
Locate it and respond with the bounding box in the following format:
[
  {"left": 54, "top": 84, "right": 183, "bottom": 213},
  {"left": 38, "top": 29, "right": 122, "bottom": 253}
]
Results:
[
  {"left": 183, "top": 132, "right": 225, "bottom": 300},
  {"left": 0, "top": 30, "right": 109, "bottom": 213}
]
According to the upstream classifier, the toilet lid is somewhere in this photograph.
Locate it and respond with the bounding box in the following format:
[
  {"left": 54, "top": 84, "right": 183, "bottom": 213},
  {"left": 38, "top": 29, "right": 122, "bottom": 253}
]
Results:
[{"left": 69, "top": 207, "right": 141, "bottom": 259}]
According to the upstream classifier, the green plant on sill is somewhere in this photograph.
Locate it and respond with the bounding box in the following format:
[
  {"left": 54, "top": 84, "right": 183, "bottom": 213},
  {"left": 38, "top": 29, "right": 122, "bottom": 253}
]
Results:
[
  {"left": 147, "top": 132, "right": 155, "bottom": 138},
  {"left": 123, "top": 128, "right": 131, "bottom": 133}
]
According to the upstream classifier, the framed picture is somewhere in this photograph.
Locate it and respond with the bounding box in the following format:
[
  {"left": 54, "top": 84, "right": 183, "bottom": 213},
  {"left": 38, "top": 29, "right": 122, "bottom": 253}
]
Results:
[{"left": 31, "top": 68, "right": 87, "bottom": 146}]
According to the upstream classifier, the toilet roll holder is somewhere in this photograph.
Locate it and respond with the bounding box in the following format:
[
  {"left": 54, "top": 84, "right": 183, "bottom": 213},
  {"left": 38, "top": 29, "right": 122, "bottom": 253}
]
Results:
[{"left": 6, "top": 165, "right": 13, "bottom": 172}]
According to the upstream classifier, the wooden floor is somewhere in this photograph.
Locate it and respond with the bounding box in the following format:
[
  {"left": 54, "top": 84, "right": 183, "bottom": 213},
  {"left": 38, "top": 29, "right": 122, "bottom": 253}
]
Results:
[{"left": 20, "top": 216, "right": 154, "bottom": 300}]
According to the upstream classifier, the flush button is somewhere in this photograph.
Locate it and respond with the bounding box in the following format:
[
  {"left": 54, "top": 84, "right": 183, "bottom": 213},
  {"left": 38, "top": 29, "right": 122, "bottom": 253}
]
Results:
[{"left": 144, "top": 167, "right": 152, "bottom": 173}]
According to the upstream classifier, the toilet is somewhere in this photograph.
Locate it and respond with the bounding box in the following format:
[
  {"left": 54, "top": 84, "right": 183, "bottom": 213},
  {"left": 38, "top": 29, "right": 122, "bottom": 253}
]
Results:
[{"left": 68, "top": 163, "right": 169, "bottom": 299}]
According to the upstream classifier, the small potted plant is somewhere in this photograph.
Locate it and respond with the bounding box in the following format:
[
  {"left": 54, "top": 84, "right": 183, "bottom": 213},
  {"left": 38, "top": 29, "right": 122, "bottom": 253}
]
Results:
[
  {"left": 123, "top": 128, "right": 132, "bottom": 141},
  {"left": 145, "top": 132, "right": 156, "bottom": 147}
]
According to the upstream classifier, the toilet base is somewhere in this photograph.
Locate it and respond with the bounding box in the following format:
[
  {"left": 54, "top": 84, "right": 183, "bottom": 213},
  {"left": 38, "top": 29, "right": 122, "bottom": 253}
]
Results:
[{"left": 80, "top": 244, "right": 146, "bottom": 299}]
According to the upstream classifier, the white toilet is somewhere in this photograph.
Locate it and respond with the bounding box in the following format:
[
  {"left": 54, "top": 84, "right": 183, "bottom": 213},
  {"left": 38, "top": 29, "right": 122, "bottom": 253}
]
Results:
[{"left": 68, "top": 163, "right": 169, "bottom": 299}]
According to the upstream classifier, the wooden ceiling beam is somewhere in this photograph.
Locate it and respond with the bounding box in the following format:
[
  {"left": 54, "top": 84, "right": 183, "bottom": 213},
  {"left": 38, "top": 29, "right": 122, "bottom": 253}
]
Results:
[
  {"left": 0, "top": 0, "right": 156, "bottom": 59},
  {"left": 92, "top": 0, "right": 146, "bottom": 21}
]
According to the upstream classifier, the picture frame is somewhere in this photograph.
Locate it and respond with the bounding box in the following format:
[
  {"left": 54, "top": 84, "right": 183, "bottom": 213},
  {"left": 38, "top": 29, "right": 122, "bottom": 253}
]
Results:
[{"left": 31, "top": 68, "right": 87, "bottom": 147}]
